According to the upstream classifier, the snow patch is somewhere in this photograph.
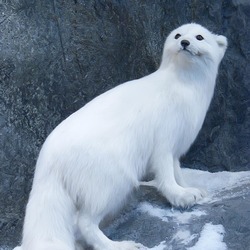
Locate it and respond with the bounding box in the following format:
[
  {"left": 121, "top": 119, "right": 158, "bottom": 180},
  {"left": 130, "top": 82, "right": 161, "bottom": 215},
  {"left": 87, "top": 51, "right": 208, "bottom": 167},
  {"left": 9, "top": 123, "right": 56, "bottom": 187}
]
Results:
[
  {"left": 169, "top": 208, "right": 206, "bottom": 224},
  {"left": 171, "top": 229, "right": 197, "bottom": 245},
  {"left": 183, "top": 169, "right": 250, "bottom": 202},
  {"left": 138, "top": 202, "right": 169, "bottom": 222},
  {"left": 139, "top": 202, "right": 206, "bottom": 224},
  {"left": 187, "top": 223, "right": 227, "bottom": 250}
]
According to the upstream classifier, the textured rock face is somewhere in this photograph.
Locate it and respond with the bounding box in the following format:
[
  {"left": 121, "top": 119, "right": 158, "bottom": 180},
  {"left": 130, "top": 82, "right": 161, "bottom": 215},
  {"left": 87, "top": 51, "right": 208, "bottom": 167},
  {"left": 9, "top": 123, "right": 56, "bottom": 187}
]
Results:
[{"left": 0, "top": 0, "right": 249, "bottom": 248}]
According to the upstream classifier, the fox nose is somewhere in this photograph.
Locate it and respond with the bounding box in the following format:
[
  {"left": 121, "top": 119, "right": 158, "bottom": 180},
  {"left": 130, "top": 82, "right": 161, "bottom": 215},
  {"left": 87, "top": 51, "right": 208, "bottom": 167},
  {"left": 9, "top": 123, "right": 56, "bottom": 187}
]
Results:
[{"left": 181, "top": 40, "right": 190, "bottom": 48}]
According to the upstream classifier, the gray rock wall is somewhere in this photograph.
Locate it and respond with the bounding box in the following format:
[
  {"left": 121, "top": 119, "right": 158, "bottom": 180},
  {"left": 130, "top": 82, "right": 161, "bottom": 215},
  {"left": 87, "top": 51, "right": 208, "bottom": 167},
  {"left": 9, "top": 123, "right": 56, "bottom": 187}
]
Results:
[{"left": 0, "top": 0, "right": 249, "bottom": 247}]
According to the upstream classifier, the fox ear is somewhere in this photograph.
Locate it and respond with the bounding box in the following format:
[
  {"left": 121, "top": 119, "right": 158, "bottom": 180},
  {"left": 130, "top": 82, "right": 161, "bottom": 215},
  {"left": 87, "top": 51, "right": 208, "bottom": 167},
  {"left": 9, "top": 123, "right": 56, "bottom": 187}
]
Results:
[
  {"left": 214, "top": 35, "right": 228, "bottom": 60},
  {"left": 215, "top": 35, "right": 228, "bottom": 50}
]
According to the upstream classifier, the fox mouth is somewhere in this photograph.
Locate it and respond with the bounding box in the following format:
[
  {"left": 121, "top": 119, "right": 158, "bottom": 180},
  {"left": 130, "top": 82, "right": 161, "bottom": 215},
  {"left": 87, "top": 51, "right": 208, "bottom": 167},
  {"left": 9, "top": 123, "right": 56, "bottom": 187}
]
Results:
[
  {"left": 180, "top": 47, "right": 194, "bottom": 55},
  {"left": 179, "top": 48, "right": 201, "bottom": 57}
]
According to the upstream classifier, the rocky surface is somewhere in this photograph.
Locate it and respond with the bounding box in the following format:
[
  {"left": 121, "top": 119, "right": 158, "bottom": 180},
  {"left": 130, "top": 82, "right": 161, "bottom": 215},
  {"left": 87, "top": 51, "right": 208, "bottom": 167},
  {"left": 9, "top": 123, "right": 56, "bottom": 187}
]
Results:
[
  {"left": 4, "top": 169, "right": 250, "bottom": 250},
  {"left": 0, "top": 0, "right": 249, "bottom": 249},
  {"left": 104, "top": 169, "right": 250, "bottom": 250}
]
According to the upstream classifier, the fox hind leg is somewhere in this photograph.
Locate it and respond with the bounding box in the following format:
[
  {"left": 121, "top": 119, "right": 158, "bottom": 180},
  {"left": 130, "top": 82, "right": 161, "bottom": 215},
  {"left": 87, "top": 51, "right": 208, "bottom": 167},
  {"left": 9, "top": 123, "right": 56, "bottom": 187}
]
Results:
[{"left": 77, "top": 214, "right": 145, "bottom": 250}]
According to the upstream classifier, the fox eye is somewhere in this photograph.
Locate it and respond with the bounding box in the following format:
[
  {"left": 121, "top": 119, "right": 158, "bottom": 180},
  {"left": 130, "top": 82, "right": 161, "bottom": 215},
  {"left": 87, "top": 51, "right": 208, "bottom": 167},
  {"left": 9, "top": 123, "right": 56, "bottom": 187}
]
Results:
[
  {"left": 196, "top": 35, "right": 204, "bottom": 41},
  {"left": 175, "top": 33, "right": 181, "bottom": 39}
]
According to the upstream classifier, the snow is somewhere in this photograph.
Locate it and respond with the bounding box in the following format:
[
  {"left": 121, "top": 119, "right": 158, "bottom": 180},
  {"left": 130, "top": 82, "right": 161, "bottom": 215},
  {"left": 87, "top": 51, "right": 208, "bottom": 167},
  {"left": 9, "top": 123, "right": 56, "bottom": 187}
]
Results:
[
  {"left": 187, "top": 223, "right": 227, "bottom": 250},
  {"left": 171, "top": 229, "right": 197, "bottom": 245},
  {"left": 139, "top": 202, "right": 206, "bottom": 224},
  {"left": 183, "top": 169, "right": 250, "bottom": 202},
  {"left": 138, "top": 202, "right": 170, "bottom": 222},
  {"left": 139, "top": 169, "right": 250, "bottom": 250},
  {"left": 139, "top": 169, "right": 250, "bottom": 225},
  {"left": 147, "top": 223, "right": 227, "bottom": 250},
  {"left": 5, "top": 170, "right": 250, "bottom": 250}
]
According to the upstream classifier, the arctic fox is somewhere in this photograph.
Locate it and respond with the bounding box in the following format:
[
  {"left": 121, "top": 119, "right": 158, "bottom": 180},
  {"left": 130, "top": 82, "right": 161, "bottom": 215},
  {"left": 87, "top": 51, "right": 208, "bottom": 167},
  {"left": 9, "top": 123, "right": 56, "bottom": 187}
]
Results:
[{"left": 14, "top": 23, "right": 227, "bottom": 250}]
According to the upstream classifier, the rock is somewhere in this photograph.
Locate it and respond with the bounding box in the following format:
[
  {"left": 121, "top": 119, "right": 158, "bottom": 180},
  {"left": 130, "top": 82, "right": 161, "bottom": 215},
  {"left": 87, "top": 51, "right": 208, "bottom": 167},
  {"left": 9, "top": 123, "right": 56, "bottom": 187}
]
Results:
[
  {"left": 103, "top": 169, "right": 250, "bottom": 250},
  {"left": 0, "top": 0, "right": 249, "bottom": 248}
]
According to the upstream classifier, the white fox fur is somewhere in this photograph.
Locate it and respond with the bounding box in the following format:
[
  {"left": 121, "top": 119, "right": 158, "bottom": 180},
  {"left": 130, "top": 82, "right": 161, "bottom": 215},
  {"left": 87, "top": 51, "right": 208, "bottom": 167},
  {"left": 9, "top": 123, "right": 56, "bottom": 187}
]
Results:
[{"left": 14, "top": 23, "right": 227, "bottom": 250}]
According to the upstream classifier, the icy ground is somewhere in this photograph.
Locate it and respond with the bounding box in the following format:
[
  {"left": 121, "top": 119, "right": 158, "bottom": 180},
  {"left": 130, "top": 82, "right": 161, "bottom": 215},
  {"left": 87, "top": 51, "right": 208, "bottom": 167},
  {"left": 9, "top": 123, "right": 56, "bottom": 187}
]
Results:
[
  {"left": 3, "top": 169, "right": 250, "bottom": 250},
  {"left": 104, "top": 169, "right": 250, "bottom": 250}
]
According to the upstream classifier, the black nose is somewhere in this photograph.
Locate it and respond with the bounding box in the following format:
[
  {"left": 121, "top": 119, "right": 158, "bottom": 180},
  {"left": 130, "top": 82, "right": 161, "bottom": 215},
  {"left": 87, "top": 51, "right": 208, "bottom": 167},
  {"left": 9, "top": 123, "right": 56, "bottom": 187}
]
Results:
[{"left": 181, "top": 40, "right": 190, "bottom": 48}]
